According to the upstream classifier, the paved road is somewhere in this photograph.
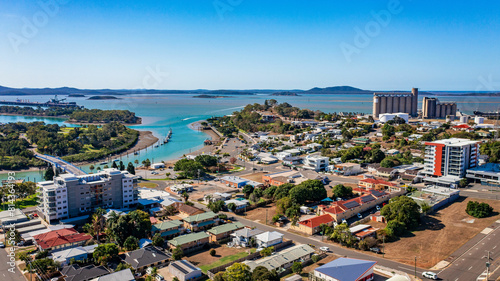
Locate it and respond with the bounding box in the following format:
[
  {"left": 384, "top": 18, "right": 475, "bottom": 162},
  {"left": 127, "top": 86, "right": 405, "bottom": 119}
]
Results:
[
  {"left": 437, "top": 219, "right": 500, "bottom": 281},
  {"left": 0, "top": 247, "right": 25, "bottom": 281},
  {"left": 230, "top": 214, "right": 426, "bottom": 279}
]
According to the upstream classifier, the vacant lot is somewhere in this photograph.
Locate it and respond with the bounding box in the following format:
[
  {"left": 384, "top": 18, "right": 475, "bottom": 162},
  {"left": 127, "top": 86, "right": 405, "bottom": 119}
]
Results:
[
  {"left": 240, "top": 172, "right": 267, "bottom": 183},
  {"left": 183, "top": 183, "right": 235, "bottom": 201},
  {"left": 184, "top": 245, "right": 254, "bottom": 272},
  {"left": 137, "top": 181, "right": 158, "bottom": 188},
  {"left": 241, "top": 203, "right": 277, "bottom": 225},
  {"left": 373, "top": 196, "right": 500, "bottom": 268}
]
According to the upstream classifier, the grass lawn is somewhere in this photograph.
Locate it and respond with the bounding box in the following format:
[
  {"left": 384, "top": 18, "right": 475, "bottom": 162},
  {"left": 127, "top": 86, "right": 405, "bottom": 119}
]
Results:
[
  {"left": 230, "top": 165, "right": 244, "bottom": 172},
  {"left": 0, "top": 194, "right": 38, "bottom": 209},
  {"left": 137, "top": 182, "right": 159, "bottom": 188},
  {"left": 198, "top": 249, "right": 256, "bottom": 273}
]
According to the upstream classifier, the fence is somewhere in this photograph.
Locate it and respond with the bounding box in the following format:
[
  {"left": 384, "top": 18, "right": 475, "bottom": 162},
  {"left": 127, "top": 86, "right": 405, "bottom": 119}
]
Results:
[{"left": 206, "top": 240, "right": 293, "bottom": 279}]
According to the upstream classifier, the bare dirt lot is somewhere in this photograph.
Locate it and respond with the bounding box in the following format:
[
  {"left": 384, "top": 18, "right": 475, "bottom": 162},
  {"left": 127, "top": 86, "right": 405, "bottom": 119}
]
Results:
[
  {"left": 371, "top": 196, "right": 500, "bottom": 268},
  {"left": 240, "top": 203, "right": 277, "bottom": 225},
  {"left": 183, "top": 245, "right": 253, "bottom": 269},
  {"left": 240, "top": 172, "right": 267, "bottom": 183}
]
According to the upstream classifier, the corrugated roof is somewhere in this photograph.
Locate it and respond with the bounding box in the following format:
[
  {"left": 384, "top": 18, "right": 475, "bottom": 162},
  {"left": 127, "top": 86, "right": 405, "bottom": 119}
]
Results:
[
  {"left": 244, "top": 244, "right": 314, "bottom": 271},
  {"left": 152, "top": 220, "right": 183, "bottom": 232},
  {"left": 298, "top": 214, "right": 333, "bottom": 228},
  {"left": 207, "top": 222, "right": 244, "bottom": 235},
  {"left": 183, "top": 211, "right": 218, "bottom": 223},
  {"left": 168, "top": 232, "right": 209, "bottom": 247},
  {"left": 314, "top": 257, "right": 377, "bottom": 280}
]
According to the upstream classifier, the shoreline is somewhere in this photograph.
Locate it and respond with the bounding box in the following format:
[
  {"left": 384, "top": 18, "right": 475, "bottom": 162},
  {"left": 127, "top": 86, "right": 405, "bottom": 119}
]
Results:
[{"left": 0, "top": 113, "right": 142, "bottom": 125}]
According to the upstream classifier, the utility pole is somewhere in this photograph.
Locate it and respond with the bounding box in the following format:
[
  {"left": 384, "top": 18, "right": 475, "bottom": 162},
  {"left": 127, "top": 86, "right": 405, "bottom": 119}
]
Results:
[
  {"left": 484, "top": 250, "right": 493, "bottom": 280},
  {"left": 414, "top": 256, "right": 417, "bottom": 279},
  {"left": 382, "top": 235, "right": 385, "bottom": 258}
]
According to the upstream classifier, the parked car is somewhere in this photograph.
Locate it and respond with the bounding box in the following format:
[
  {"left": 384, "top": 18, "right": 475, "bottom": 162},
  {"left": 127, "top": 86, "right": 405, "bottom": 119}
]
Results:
[
  {"left": 422, "top": 272, "right": 438, "bottom": 280},
  {"left": 375, "top": 205, "right": 381, "bottom": 211},
  {"left": 0, "top": 242, "right": 5, "bottom": 248},
  {"left": 319, "top": 246, "right": 330, "bottom": 252},
  {"left": 357, "top": 213, "right": 362, "bottom": 219},
  {"left": 369, "top": 247, "right": 382, "bottom": 254}
]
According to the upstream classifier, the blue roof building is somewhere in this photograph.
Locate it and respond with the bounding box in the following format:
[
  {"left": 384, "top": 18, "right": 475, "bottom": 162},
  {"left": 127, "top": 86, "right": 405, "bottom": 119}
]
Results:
[{"left": 311, "top": 257, "right": 376, "bottom": 281}]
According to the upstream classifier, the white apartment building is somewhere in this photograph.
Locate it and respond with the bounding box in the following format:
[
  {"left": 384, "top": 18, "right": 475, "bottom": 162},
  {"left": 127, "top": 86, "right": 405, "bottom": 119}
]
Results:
[
  {"left": 37, "top": 169, "right": 138, "bottom": 224},
  {"left": 423, "top": 138, "right": 479, "bottom": 178},
  {"left": 303, "top": 155, "right": 329, "bottom": 172}
]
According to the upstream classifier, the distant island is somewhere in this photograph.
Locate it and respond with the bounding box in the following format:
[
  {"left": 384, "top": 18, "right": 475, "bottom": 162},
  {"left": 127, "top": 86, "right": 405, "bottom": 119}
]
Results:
[
  {"left": 271, "top": 91, "right": 300, "bottom": 96},
  {"left": 68, "top": 94, "right": 85, "bottom": 97},
  {"left": 87, "top": 95, "right": 120, "bottom": 100},
  {"left": 193, "top": 94, "right": 228, "bottom": 99}
]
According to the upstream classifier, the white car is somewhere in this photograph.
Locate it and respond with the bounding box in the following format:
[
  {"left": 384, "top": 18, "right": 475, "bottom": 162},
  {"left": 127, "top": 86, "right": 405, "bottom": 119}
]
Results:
[
  {"left": 319, "top": 246, "right": 329, "bottom": 252},
  {"left": 422, "top": 271, "right": 438, "bottom": 280}
]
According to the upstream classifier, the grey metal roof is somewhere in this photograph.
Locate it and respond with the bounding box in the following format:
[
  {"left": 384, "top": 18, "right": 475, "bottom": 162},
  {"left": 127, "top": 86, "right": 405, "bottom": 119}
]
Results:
[{"left": 121, "top": 246, "right": 171, "bottom": 269}]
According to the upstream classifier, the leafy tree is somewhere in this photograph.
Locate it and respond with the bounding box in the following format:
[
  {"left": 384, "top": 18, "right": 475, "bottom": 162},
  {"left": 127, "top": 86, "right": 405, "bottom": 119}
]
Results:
[
  {"left": 381, "top": 196, "right": 421, "bottom": 233},
  {"left": 172, "top": 278, "right": 180, "bottom": 281},
  {"left": 174, "top": 158, "right": 205, "bottom": 178},
  {"left": 420, "top": 202, "right": 431, "bottom": 215},
  {"left": 331, "top": 184, "right": 353, "bottom": 199},
  {"left": 259, "top": 246, "right": 274, "bottom": 257},
  {"left": 251, "top": 266, "right": 279, "bottom": 281},
  {"left": 119, "top": 160, "right": 125, "bottom": 171},
  {"left": 289, "top": 180, "right": 327, "bottom": 204},
  {"left": 44, "top": 166, "right": 55, "bottom": 181},
  {"left": 107, "top": 210, "right": 152, "bottom": 246},
  {"left": 242, "top": 185, "right": 254, "bottom": 198},
  {"left": 312, "top": 254, "right": 321, "bottom": 263},
  {"left": 112, "top": 161, "right": 118, "bottom": 169},
  {"left": 210, "top": 249, "right": 216, "bottom": 256},
  {"left": 466, "top": 201, "right": 493, "bottom": 218},
  {"left": 291, "top": 262, "right": 303, "bottom": 274},
  {"left": 127, "top": 162, "right": 135, "bottom": 174},
  {"left": 142, "top": 158, "right": 151, "bottom": 169},
  {"left": 28, "top": 258, "right": 58, "bottom": 276},
  {"left": 208, "top": 200, "right": 225, "bottom": 213},
  {"left": 93, "top": 243, "right": 119, "bottom": 265},
  {"left": 380, "top": 158, "right": 397, "bottom": 168},
  {"left": 213, "top": 272, "right": 225, "bottom": 281},
  {"left": 227, "top": 202, "right": 237, "bottom": 212},
  {"left": 152, "top": 233, "right": 164, "bottom": 248},
  {"left": 223, "top": 263, "right": 251, "bottom": 281},
  {"left": 182, "top": 191, "right": 189, "bottom": 202},
  {"left": 116, "top": 262, "right": 133, "bottom": 272},
  {"left": 459, "top": 178, "right": 469, "bottom": 188},
  {"left": 273, "top": 183, "right": 295, "bottom": 200},
  {"left": 172, "top": 247, "right": 184, "bottom": 260},
  {"left": 195, "top": 155, "right": 218, "bottom": 167}
]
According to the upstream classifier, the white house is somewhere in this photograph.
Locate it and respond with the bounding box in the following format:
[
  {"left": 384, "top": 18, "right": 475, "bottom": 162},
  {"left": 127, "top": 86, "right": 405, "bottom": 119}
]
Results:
[
  {"left": 151, "top": 163, "right": 165, "bottom": 169},
  {"left": 255, "top": 231, "right": 284, "bottom": 248},
  {"left": 303, "top": 155, "right": 329, "bottom": 172}
]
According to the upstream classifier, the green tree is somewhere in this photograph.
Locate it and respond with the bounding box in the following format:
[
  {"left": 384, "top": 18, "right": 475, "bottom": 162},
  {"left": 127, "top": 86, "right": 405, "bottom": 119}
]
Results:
[
  {"left": 172, "top": 247, "right": 184, "bottom": 260},
  {"left": 93, "top": 243, "right": 119, "bottom": 265},
  {"left": 112, "top": 161, "right": 118, "bottom": 169},
  {"left": 152, "top": 233, "right": 164, "bottom": 248},
  {"left": 466, "top": 201, "right": 494, "bottom": 218},
  {"left": 291, "top": 262, "right": 303, "bottom": 274},
  {"left": 259, "top": 246, "right": 274, "bottom": 257},
  {"left": 182, "top": 191, "right": 189, "bottom": 202},
  {"left": 212, "top": 272, "right": 225, "bottom": 281},
  {"left": 251, "top": 266, "right": 279, "bottom": 281},
  {"left": 210, "top": 249, "right": 216, "bottom": 256},
  {"left": 119, "top": 160, "right": 125, "bottom": 171},
  {"left": 208, "top": 200, "right": 225, "bottom": 213},
  {"left": 420, "top": 202, "right": 432, "bottom": 215},
  {"left": 194, "top": 154, "right": 218, "bottom": 167},
  {"left": 127, "top": 162, "right": 135, "bottom": 174},
  {"left": 227, "top": 202, "right": 237, "bottom": 212},
  {"left": 331, "top": 184, "right": 353, "bottom": 199},
  {"left": 381, "top": 196, "right": 421, "bottom": 232},
  {"left": 242, "top": 185, "right": 254, "bottom": 198},
  {"left": 44, "top": 166, "right": 55, "bottom": 181},
  {"left": 223, "top": 263, "right": 251, "bottom": 281}
]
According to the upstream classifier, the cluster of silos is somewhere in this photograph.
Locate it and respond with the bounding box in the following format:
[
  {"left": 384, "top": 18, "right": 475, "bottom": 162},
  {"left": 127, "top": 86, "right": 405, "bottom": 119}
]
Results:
[
  {"left": 372, "top": 88, "right": 418, "bottom": 118},
  {"left": 422, "top": 97, "right": 457, "bottom": 119}
]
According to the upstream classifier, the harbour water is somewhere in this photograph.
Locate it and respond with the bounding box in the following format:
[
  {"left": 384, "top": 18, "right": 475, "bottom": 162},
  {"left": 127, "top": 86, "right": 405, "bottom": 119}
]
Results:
[{"left": 1, "top": 92, "right": 499, "bottom": 182}]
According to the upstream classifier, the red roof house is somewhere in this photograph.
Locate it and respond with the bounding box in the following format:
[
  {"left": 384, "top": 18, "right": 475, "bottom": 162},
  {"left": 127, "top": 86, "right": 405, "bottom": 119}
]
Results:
[
  {"left": 33, "top": 228, "right": 92, "bottom": 251},
  {"left": 292, "top": 214, "right": 334, "bottom": 235}
]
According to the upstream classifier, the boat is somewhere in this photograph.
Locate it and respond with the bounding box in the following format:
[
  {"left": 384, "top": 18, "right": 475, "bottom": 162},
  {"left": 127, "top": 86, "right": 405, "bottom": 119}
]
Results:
[
  {"left": 164, "top": 128, "right": 173, "bottom": 143},
  {"left": 134, "top": 152, "right": 139, "bottom": 155},
  {"left": 99, "top": 162, "right": 107, "bottom": 165},
  {"left": 112, "top": 159, "right": 120, "bottom": 162}
]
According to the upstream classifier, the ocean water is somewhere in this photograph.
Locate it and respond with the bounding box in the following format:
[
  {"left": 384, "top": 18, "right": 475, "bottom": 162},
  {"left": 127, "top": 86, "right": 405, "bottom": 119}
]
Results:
[{"left": 1, "top": 93, "right": 499, "bottom": 182}]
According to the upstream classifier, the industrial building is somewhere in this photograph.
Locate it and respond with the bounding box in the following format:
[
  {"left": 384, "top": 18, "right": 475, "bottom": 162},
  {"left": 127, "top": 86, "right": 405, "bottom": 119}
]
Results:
[
  {"left": 422, "top": 97, "right": 457, "bottom": 119},
  {"left": 37, "top": 169, "right": 138, "bottom": 224},
  {"left": 372, "top": 88, "right": 419, "bottom": 118}
]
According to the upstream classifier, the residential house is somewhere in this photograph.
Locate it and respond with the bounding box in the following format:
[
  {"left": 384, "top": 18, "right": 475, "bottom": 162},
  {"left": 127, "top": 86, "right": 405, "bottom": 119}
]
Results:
[
  {"left": 307, "top": 143, "right": 323, "bottom": 151},
  {"left": 220, "top": 176, "right": 263, "bottom": 188},
  {"left": 183, "top": 211, "right": 219, "bottom": 232},
  {"left": 207, "top": 222, "right": 244, "bottom": 242},
  {"left": 177, "top": 204, "right": 205, "bottom": 217},
  {"left": 90, "top": 269, "right": 135, "bottom": 281},
  {"left": 349, "top": 225, "right": 379, "bottom": 240},
  {"left": 169, "top": 260, "right": 203, "bottom": 281},
  {"left": 290, "top": 214, "right": 334, "bottom": 235},
  {"left": 352, "top": 137, "right": 370, "bottom": 145},
  {"left": 151, "top": 220, "right": 184, "bottom": 239},
  {"left": 376, "top": 167, "right": 397, "bottom": 179},
  {"left": 167, "top": 232, "right": 210, "bottom": 251},
  {"left": 311, "top": 257, "right": 376, "bottom": 281},
  {"left": 303, "top": 155, "right": 329, "bottom": 172},
  {"left": 367, "top": 163, "right": 380, "bottom": 173},
  {"left": 331, "top": 163, "right": 361, "bottom": 176},
  {"left": 243, "top": 244, "right": 315, "bottom": 272},
  {"left": 262, "top": 171, "right": 304, "bottom": 186},
  {"left": 33, "top": 228, "right": 92, "bottom": 252},
  {"left": 51, "top": 244, "right": 98, "bottom": 266},
  {"left": 255, "top": 231, "right": 284, "bottom": 248},
  {"left": 203, "top": 192, "right": 232, "bottom": 203},
  {"left": 225, "top": 199, "right": 250, "bottom": 212},
  {"left": 61, "top": 264, "right": 110, "bottom": 281},
  {"left": 358, "top": 178, "right": 399, "bottom": 192},
  {"left": 282, "top": 156, "right": 303, "bottom": 166},
  {"left": 230, "top": 227, "right": 265, "bottom": 247},
  {"left": 121, "top": 246, "right": 171, "bottom": 272}
]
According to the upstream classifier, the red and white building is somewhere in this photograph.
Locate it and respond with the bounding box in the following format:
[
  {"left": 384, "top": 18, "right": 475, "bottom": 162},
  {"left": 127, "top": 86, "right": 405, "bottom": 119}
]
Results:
[{"left": 423, "top": 138, "right": 479, "bottom": 179}]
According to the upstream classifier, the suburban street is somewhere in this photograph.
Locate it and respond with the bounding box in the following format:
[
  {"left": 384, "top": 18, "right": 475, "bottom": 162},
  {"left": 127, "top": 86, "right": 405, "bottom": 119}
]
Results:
[{"left": 0, "top": 247, "right": 25, "bottom": 281}]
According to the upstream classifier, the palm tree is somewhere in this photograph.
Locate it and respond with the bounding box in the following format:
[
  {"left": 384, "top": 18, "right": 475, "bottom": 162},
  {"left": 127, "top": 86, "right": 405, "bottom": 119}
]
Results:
[
  {"left": 181, "top": 191, "right": 189, "bottom": 202},
  {"left": 134, "top": 159, "right": 139, "bottom": 165}
]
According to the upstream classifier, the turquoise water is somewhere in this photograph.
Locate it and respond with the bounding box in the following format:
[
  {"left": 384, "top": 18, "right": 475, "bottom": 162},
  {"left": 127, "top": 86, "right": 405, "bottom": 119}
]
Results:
[{"left": 1, "top": 93, "right": 499, "bottom": 182}]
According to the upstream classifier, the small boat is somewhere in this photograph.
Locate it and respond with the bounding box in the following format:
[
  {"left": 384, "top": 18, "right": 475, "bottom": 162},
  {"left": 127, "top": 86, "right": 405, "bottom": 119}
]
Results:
[
  {"left": 99, "top": 162, "right": 107, "bottom": 165},
  {"left": 112, "top": 159, "right": 120, "bottom": 162},
  {"left": 134, "top": 152, "right": 139, "bottom": 155}
]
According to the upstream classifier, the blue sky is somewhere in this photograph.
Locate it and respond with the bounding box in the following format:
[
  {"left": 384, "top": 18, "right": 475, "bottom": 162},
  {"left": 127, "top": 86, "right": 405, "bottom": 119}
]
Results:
[{"left": 1, "top": 0, "right": 499, "bottom": 91}]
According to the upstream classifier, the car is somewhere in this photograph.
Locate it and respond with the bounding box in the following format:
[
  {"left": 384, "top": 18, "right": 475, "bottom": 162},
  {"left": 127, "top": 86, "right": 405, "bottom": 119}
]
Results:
[
  {"left": 422, "top": 272, "right": 438, "bottom": 280},
  {"left": 369, "top": 247, "right": 382, "bottom": 254},
  {"left": 375, "top": 205, "right": 381, "bottom": 211},
  {"left": 357, "top": 213, "right": 362, "bottom": 219},
  {"left": 0, "top": 242, "right": 5, "bottom": 248},
  {"left": 319, "top": 246, "right": 329, "bottom": 252}
]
